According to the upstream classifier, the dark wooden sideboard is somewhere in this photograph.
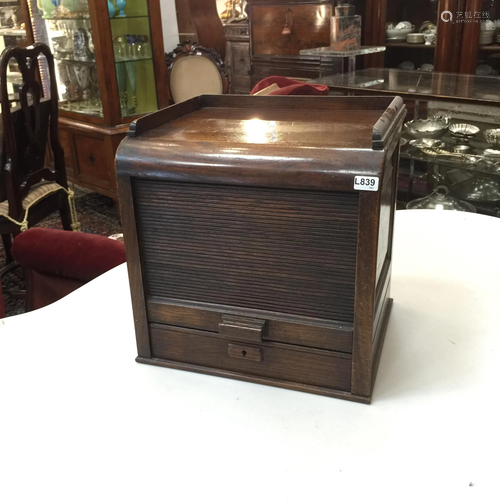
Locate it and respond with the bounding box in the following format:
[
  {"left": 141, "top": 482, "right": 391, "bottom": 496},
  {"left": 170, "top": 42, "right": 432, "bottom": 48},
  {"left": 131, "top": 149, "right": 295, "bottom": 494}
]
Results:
[
  {"left": 247, "top": 0, "right": 335, "bottom": 86},
  {"left": 224, "top": 21, "right": 252, "bottom": 94}
]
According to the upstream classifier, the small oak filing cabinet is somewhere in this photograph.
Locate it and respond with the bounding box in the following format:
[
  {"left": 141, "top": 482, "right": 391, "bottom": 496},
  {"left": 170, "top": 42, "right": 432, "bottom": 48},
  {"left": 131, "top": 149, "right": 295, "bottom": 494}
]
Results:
[{"left": 116, "top": 94, "right": 406, "bottom": 403}]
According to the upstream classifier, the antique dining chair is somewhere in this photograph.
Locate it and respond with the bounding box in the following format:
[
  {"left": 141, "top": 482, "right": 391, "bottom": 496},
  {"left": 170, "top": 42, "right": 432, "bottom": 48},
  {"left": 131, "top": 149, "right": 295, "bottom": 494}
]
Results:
[
  {"left": 165, "top": 42, "right": 229, "bottom": 104},
  {"left": 0, "top": 43, "right": 79, "bottom": 268}
]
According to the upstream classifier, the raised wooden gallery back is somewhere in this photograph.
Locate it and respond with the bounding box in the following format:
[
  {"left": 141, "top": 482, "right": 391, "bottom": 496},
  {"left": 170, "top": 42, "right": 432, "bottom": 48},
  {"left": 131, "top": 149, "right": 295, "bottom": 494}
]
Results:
[{"left": 116, "top": 95, "right": 406, "bottom": 403}]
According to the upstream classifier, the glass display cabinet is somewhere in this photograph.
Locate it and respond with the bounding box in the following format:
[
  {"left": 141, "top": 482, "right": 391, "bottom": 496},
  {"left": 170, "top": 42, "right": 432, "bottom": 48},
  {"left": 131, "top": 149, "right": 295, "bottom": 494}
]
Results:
[
  {"left": 363, "top": 0, "right": 442, "bottom": 71},
  {"left": 311, "top": 68, "right": 500, "bottom": 216},
  {"left": 30, "top": 0, "right": 168, "bottom": 200},
  {"left": 362, "top": 0, "right": 498, "bottom": 76},
  {"left": 0, "top": 0, "right": 34, "bottom": 100},
  {"left": 400, "top": 120, "right": 500, "bottom": 218}
]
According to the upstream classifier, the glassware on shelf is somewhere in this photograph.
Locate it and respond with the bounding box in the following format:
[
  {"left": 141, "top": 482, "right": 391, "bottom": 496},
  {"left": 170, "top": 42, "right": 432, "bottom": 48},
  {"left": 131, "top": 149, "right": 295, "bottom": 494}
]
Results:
[
  {"left": 113, "top": 36, "right": 125, "bottom": 60},
  {"left": 89, "top": 64, "right": 101, "bottom": 112},
  {"left": 137, "top": 35, "right": 150, "bottom": 58},
  {"left": 82, "top": 20, "right": 95, "bottom": 57},
  {"left": 116, "top": 62, "right": 128, "bottom": 115},
  {"left": 40, "top": 0, "right": 56, "bottom": 18},
  {"left": 66, "top": 63, "right": 81, "bottom": 108},
  {"left": 62, "top": 0, "right": 76, "bottom": 11},
  {"left": 73, "top": 28, "right": 93, "bottom": 61},
  {"left": 57, "top": 62, "right": 71, "bottom": 102},
  {"left": 116, "top": 0, "right": 126, "bottom": 17},
  {"left": 108, "top": 0, "right": 115, "bottom": 18},
  {"left": 125, "top": 61, "right": 137, "bottom": 114},
  {"left": 74, "top": 64, "right": 91, "bottom": 111},
  {"left": 52, "top": 35, "right": 72, "bottom": 59},
  {"left": 60, "top": 20, "right": 75, "bottom": 52},
  {"left": 406, "top": 186, "right": 476, "bottom": 212},
  {"left": 449, "top": 175, "right": 500, "bottom": 203},
  {"left": 133, "top": 36, "right": 143, "bottom": 59},
  {"left": 125, "top": 34, "right": 136, "bottom": 59}
]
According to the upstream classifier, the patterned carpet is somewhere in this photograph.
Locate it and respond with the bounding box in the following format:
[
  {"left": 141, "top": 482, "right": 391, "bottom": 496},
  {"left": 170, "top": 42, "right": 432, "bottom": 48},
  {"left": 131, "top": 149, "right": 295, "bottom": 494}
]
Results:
[{"left": 1, "top": 188, "right": 122, "bottom": 317}]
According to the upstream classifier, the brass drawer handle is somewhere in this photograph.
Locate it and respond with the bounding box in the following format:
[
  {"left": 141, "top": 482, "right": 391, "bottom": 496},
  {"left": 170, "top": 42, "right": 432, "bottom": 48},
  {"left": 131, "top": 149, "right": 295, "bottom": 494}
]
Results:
[{"left": 228, "top": 344, "right": 262, "bottom": 362}]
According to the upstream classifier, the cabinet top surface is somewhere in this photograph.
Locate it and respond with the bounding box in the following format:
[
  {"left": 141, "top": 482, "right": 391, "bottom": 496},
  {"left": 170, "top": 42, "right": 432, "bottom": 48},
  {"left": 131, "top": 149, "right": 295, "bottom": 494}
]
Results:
[
  {"left": 143, "top": 107, "right": 383, "bottom": 150},
  {"left": 116, "top": 96, "right": 405, "bottom": 187},
  {"left": 128, "top": 95, "right": 405, "bottom": 151}
]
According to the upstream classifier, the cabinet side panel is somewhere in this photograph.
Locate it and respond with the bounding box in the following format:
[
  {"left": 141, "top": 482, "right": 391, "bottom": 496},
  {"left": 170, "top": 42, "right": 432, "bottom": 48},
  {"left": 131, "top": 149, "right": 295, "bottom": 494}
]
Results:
[
  {"left": 351, "top": 190, "right": 381, "bottom": 397},
  {"left": 375, "top": 160, "right": 394, "bottom": 286},
  {"left": 118, "top": 176, "right": 151, "bottom": 358}
]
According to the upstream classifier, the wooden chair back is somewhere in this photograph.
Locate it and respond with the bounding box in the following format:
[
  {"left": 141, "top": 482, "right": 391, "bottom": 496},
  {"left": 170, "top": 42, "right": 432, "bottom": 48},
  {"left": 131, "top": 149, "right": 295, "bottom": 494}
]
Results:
[
  {"left": 165, "top": 42, "right": 229, "bottom": 104},
  {"left": 0, "top": 43, "right": 68, "bottom": 221}
]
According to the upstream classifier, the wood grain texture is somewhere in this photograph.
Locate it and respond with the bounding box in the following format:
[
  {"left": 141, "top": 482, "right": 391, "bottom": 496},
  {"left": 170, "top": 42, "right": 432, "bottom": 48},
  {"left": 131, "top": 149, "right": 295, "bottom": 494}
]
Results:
[
  {"left": 147, "top": 299, "right": 353, "bottom": 352},
  {"left": 457, "top": 0, "right": 481, "bottom": 75},
  {"left": 137, "top": 356, "right": 369, "bottom": 403},
  {"left": 251, "top": 4, "right": 332, "bottom": 55},
  {"left": 220, "top": 315, "right": 267, "bottom": 343},
  {"left": 118, "top": 176, "right": 151, "bottom": 358},
  {"left": 186, "top": 0, "right": 226, "bottom": 59},
  {"left": 134, "top": 180, "right": 359, "bottom": 323},
  {"left": 150, "top": 324, "right": 352, "bottom": 392},
  {"left": 350, "top": 190, "right": 380, "bottom": 398}
]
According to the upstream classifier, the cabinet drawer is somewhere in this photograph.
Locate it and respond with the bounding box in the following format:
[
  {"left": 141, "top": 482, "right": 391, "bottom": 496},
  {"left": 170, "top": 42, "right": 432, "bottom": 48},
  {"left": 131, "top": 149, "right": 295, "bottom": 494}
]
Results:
[
  {"left": 74, "top": 134, "right": 111, "bottom": 183},
  {"left": 150, "top": 323, "right": 352, "bottom": 392},
  {"left": 148, "top": 300, "right": 353, "bottom": 353}
]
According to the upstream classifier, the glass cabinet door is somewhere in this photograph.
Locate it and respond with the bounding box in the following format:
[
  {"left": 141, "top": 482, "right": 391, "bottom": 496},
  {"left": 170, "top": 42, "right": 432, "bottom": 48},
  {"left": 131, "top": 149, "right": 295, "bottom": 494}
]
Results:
[
  {"left": 0, "top": 1, "right": 31, "bottom": 98},
  {"left": 35, "top": 0, "right": 103, "bottom": 117},
  {"left": 383, "top": 0, "right": 439, "bottom": 71},
  {"left": 108, "top": 0, "right": 158, "bottom": 118}
]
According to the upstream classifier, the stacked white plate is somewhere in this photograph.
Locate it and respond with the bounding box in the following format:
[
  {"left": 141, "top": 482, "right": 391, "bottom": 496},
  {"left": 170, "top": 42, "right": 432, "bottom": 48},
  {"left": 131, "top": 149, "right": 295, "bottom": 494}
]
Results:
[
  {"left": 495, "top": 21, "right": 500, "bottom": 44},
  {"left": 480, "top": 20, "right": 495, "bottom": 45},
  {"left": 480, "top": 31, "right": 494, "bottom": 44}
]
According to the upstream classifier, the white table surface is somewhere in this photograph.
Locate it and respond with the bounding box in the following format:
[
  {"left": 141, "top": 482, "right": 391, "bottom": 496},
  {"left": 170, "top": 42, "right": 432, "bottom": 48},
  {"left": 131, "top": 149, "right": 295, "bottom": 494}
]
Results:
[{"left": 1, "top": 210, "right": 499, "bottom": 499}]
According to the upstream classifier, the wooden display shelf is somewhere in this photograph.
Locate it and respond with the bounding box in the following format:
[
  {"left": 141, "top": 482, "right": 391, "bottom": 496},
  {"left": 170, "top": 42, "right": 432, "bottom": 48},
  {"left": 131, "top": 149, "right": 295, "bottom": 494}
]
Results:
[
  {"left": 478, "top": 44, "right": 500, "bottom": 52},
  {"left": 386, "top": 42, "right": 435, "bottom": 49}
]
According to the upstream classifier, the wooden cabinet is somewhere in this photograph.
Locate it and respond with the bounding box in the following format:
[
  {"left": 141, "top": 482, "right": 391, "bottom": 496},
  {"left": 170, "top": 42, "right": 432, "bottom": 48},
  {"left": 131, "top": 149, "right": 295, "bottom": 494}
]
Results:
[
  {"left": 224, "top": 22, "right": 251, "bottom": 94},
  {"left": 116, "top": 94, "right": 406, "bottom": 403},
  {"left": 461, "top": 0, "right": 500, "bottom": 76},
  {"left": 248, "top": 0, "right": 334, "bottom": 86},
  {"left": 29, "top": 0, "right": 169, "bottom": 201}
]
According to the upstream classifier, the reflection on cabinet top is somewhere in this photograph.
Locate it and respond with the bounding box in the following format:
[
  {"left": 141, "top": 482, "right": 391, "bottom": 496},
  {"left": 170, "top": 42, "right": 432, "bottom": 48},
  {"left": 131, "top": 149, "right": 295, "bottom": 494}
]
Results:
[{"left": 127, "top": 95, "right": 404, "bottom": 153}]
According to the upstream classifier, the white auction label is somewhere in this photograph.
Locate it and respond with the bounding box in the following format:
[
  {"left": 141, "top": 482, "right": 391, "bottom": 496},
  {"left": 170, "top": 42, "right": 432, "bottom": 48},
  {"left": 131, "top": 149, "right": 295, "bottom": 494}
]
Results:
[{"left": 353, "top": 176, "right": 379, "bottom": 191}]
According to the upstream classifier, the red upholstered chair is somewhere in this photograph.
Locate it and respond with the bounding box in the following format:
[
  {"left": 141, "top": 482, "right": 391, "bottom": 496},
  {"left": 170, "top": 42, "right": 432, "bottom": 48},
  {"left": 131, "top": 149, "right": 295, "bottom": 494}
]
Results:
[
  {"left": 11, "top": 228, "right": 126, "bottom": 311},
  {"left": 250, "top": 76, "right": 329, "bottom": 96}
]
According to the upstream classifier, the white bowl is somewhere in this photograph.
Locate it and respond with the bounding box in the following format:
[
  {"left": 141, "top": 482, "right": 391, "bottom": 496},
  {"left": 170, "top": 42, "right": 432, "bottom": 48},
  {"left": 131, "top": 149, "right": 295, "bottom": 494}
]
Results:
[
  {"left": 395, "top": 21, "right": 414, "bottom": 29},
  {"left": 399, "top": 60, "right": 415, "bottom": 70},
  {"left": 481, "top": 20, "right": 496, "bottom": 31},
  {"left": 476, "top": 64, "right": 493, "bottom": 76}
]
